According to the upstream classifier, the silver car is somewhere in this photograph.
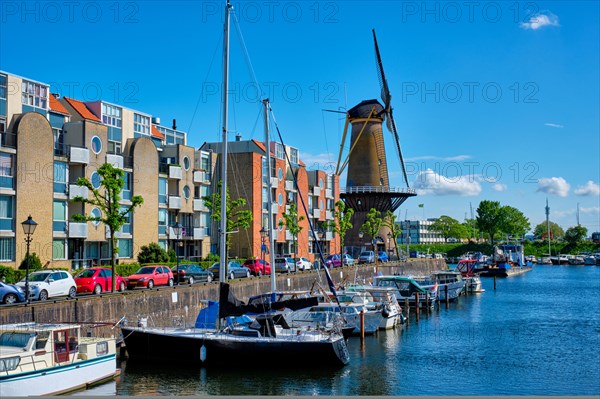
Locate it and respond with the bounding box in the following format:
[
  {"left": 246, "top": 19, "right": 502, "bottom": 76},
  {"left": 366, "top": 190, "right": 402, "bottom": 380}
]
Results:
[{"left": 274, "top": 257, "right": 296, "bottom": 273}]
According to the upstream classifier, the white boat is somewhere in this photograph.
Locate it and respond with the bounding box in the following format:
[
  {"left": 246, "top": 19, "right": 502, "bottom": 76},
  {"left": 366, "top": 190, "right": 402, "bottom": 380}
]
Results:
[
  {"left": 290, "top": 302, "right": 382, "bottom": 335},
  {"left": 455, "top": 260, "right": 485, "bottom": 294},
  {"left": 342, "top": 286, "right": 405, "bottom": 329},
  {"left": 373, "top": 275, "right": 438, "bottom": 308},
  {"left": 584, "top": 254, "right": 599, "bottom": 265},
  {"left": 413, "top": 271, "right": 466, "bottom": 301},
  {"left": 0, "top": 322, "right": 118, "bottom": 396}
]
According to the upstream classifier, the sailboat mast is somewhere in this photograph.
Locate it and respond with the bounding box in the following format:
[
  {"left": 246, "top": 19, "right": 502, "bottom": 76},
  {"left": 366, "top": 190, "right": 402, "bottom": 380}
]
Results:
[
  {"left": 263, "top": 99, "right": 276, "bottom": 293},
  {"left": 219, "top": 0, "right": 232, "bottom": 282}
]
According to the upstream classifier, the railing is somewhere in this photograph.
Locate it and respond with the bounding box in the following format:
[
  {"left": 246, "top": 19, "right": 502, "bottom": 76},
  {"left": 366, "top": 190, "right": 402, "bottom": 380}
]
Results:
[
  {"left": 158, "top": 162, "right": 169, "bottom": 174},
  {"left": 341, "top": 186, "right": 417, "bottom": 195}
]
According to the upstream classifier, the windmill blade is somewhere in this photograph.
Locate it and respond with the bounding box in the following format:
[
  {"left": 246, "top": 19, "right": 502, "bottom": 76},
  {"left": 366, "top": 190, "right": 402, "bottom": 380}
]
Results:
[
  {"left": 388, "top": 107, "right": 410, "bottom": 188},
  {"left": 372, "top": 29, "right": 391, "bottom": 110}
]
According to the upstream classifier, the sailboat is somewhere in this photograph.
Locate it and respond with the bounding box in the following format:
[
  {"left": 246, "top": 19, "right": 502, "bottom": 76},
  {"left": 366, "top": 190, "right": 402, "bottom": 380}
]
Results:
[{"left": 120, "top": 0, "right": 349, "bottom": 368}]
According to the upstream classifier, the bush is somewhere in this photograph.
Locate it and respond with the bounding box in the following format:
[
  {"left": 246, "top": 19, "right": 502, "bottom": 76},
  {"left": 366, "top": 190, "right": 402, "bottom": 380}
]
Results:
[
  {"left": 204, "top": 253, "right": 219, "bottom": 262},
  {"left": 137, "top": 242, "right": 169, "bottom": 264},
  {"left": 116, "top": 262, "right": 141, "bottom": 277},
  {"left": 0, "top": 265, "right": 25, "bottom": 284},
  {"left": 167, "top": 249, "right": 177, "bottom": 263},
  {"left": 19, "top": 252, "right": 43, "bottom": 271}
]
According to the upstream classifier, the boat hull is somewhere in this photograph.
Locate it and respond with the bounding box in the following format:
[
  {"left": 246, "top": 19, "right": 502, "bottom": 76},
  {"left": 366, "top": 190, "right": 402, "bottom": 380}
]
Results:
[
  {"left": 476, "top": 265, "right": 533, "bottom": 277},
  {"left": 121, "top": 327, "right": 349, "bottom": 367},
  {"left": 0, "top": 354, "right": 117, "bottom": 396}
]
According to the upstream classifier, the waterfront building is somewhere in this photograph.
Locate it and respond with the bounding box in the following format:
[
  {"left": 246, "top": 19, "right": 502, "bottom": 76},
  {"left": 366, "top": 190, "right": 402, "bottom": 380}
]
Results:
[
  {"left": 0, "top": 71, "right": 215, "bottom": 269},
  {"left": 201, "top": 138, "right": 340, "bottom": 263},
  {"left": 396, "top": 219, "right": 445, "bottom": 244}
]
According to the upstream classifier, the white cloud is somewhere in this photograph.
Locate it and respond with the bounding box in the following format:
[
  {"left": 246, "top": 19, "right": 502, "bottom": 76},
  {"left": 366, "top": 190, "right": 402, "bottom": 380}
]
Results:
[
  {"left": 491, "top": 183, "right": 507, "bottom": 192},
  {"left": 520, "top": 12, "right": 560, "bottom": 30},
  {"left": 574, "top": 181, "right": 600, "bottom": 196},
  {"left": 536, "top": 177, "right": 570, "bottom": 197},
  {"left": 412, "top": 168, "right": 481, "bottom": 196},
  {"left": 544, "top": 123, "right": 564, "bottom": 128},
  {"left": 581, "top": 206, "right": 600, "bottom": 214},
  {"left": 406, "top": 155, "right": 472, "bottom": 162},
  {"left": 300, "top": 152, "right": 336, "bottom": 173}
]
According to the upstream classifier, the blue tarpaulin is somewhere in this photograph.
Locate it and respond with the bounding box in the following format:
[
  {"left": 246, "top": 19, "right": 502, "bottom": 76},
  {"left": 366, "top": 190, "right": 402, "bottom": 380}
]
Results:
[{"left": 195, "top": 300, "right": 219, "bottom": 329}]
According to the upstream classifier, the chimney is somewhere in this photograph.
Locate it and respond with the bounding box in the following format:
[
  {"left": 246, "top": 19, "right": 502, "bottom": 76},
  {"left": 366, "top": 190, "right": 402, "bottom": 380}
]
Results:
[
  {"left": 172, "top": 119, "right": 177, "bottom": 130},
  {"left": 235, "top": 133, "right": 242, "bottom": 141}
]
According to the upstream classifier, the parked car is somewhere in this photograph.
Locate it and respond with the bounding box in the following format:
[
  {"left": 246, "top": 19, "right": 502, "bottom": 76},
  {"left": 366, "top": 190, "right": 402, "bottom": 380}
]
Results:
[
  {"left": 274, "top": 257, "right": 296, "bottom": 273},
  {"left": 377, "top": 251, "right": 389, "bottom": 263},
  {"left": 342, "top": 254, "right": 355, "bottom": 266},
  {"left": 0, "top": 282, "right": 26, "bottom": 304},
  {"left": 172, "top": 264, "right": 213, "bottom": 284},
  {"left": 295, "top": 257, "right": 313, "bottom": 271},
  {"left": 74, "top": 267, "right": 127, "bottom": 294},
  {"left": 16, "top": 270, "right": 77, "bottom": 301},
  {"left": 208, "top": 261, "right": 251, "bottom": 280},
  {"left": 358, "top": 251, "right": 375, "bottom": 264},
  {"left": 242, "top": 259, "right": 271, "bottom": 276},
  {"left": 127, "top": 266, "right": 174, "bottom": 289},
  {"left": 325, "top": 254, "right": 342, "bottom": 268}
]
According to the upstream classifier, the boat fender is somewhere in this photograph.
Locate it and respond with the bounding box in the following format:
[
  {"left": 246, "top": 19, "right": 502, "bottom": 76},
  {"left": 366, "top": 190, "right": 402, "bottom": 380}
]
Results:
[
  {"left": 200, "top": 345, "right": 207, "bottom": 362},
  {"left": 382, "top": 306, "right": 391, "bottom": 318}
]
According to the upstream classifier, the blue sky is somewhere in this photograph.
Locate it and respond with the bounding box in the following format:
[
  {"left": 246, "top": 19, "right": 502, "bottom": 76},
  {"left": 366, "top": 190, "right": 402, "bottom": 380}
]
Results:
[{"left": 1, "top": 1, "right": 598, "bottom": 234}]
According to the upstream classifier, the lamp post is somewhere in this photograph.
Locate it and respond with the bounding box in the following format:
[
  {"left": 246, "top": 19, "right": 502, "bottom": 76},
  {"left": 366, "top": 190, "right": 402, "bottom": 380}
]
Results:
[
  {"left": 21, "top": 215, "right": 37, "bottom": 304},
  {"left": 405, "top": 221, "right": 410, "bottom": 258},
  {"left": 260, "top": 226, "right": 268, "bottom": 275},
  {"left": 172, "top": 222, "right": 183, "bottom": 285}
]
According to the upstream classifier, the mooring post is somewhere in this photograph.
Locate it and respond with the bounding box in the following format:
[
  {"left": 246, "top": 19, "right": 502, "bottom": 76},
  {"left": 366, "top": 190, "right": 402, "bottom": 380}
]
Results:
[
  {"left": 404, "top": 298, "right": 410, "bottom": 323},
  {"left": 360, "top": 309, "right": 365, "bottom": 340},
  {"left": 445, "top": 285, "right": 449, "bottom": 308},
  {"left": 425, "top": 291, "right": 429, "bottom": 310},
  {"left": 415, "top": 292, "right": 420, "bottom": 322},
  {"left": 494, "top": 275, "right": 497, "bottom": 290}
]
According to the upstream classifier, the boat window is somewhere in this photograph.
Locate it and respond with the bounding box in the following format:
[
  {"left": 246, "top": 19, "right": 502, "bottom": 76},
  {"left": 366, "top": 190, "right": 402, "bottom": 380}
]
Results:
[
  {"left": 53, "top": 330, "right": 70, "bottom": 363},
  {"left": 68, "top": 328, "right": 78, "bottom": 353},
  {"left": 35, "top": 331, "right": 50, "bottom": 349},
  {"left": 96, "top": 341, "right": 108, "bottom": 356},
  {"left": 0, "top": 332, "right": 35, "bottom": 348}
]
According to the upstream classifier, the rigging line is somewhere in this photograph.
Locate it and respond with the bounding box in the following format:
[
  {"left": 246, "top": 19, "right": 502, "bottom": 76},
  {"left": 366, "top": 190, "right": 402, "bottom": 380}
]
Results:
[
  {"left": 187, "top": 29, "right": 223, "bottom": 139},
  {"left": 248, "top": 107, "right": 263, "bottom": 138},
  {"left": 269, "top": 106, "right": 342, "bottom": 308},
  {"left": 232, "top": 12, "right": 264, "bottom": 101}
]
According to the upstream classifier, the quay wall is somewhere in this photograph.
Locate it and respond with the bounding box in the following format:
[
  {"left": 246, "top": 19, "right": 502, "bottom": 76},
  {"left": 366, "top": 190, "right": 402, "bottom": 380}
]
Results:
[{"left": 0, "top": 260, "right": 444, "bottom": 337}]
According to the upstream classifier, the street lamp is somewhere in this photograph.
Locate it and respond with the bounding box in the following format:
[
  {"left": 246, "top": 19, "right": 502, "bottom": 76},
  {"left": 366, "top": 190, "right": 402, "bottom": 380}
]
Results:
[
  {"left": 172, "top": 222, "right": 183, "bottom": 285},
  {"left": 21, "top": 215, "right": 37, "bottom": 304},
  {"left": 260, "top": 226, "right": 268, "bottom": 275}
]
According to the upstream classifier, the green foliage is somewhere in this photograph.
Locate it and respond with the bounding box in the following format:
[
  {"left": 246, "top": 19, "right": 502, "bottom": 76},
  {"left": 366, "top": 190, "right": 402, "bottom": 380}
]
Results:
[
  {"left": 462, "top": 219, "right": 479, "bottom": 240},
  {"left": 72, "top": 163, "right": 144, "bottom": 291},
  {"left": 328, "top": 200, "right": 354, "bottom": 255},
  {"left": 204, "top": 253, "right": 219, "bottom": 262},
  {"left": 564, "top": 225, "right": 588, "bottom": 246},
  {"left": 499, "top": 206, "right": 530, "bottom": 238},
  {"left": 202, "top": 181, "right": 253, "bottom": 257},
  {"left": 116, "top": 263, "right": 142, "bottom": 277},
  {"left": 167, "top": 248, "right": 177, "bottom": 263},
  {"left": 137, "top": 242, "right": 169, "bottom": 264},
  {"left": 429, "top": 215, "right": 466, "bottom": 242},
  {"left": 18, "top": 252, "right": 43, "bottom": 271},
  {"left": 533, "top": 221, "right": 564, "bottom": 240},
  {"left": 0, "top": 266, "right": 25, "bottom": 284},
  {"left": 476, "top": 200, "right": 502, "bottom": 243},
  {"left": 381, "top": 210, "right": 401, "bottom": 259},
  {"left": 476, "top": 201, "right": 530, "bottom": 243},
  {"left": 360, "top": 208, "right": 383, "bottom": 251},
  {"left": 280, "top": 203, "right": 305, "bottom": 258}
]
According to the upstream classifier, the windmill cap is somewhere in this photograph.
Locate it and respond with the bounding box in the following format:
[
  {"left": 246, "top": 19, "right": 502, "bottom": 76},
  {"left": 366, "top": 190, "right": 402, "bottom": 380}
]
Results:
[{"left": 348, "top": 99, "right": 384, "bottom": 119}]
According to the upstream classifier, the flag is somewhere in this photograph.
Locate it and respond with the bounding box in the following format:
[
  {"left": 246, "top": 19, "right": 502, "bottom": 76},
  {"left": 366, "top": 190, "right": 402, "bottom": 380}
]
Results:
[{"left": 418, "top": 204, "right": 424, "bottom": 208}]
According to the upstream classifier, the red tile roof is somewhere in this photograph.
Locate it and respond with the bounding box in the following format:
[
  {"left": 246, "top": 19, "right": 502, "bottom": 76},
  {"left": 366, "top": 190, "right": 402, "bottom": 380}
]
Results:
[
  {"left": 63, "top": 97, "right": 100, "bottom": 122},
  {"left": 49, "top": 94, "right": 70, "bottom": 115},
  {"left": 151, "top": 125, "right": 165, "bottom": 140}
]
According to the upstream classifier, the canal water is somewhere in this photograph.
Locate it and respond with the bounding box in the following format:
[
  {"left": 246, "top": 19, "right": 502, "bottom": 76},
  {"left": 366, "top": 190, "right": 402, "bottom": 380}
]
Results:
[{"left": 89, "top": 265, "right": 600, "bottom": 396}]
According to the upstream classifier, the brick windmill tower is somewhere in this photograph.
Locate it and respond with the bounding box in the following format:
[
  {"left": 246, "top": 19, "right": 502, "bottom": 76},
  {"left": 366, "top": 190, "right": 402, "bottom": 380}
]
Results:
[{"left": 336, "top": 30, "right": 416, "bottom": 256}]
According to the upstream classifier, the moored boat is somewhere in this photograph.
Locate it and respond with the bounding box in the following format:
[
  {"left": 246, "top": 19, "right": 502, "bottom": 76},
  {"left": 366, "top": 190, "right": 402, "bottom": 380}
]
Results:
[
  {"left": 455, "top": 259, "right": 485, "bottom": 293},
  {"left": 373, "top": 275, "right": 437, "bottom": 308},
  {"left": 413, "top": 271, "right": 466, "bottom": 301},
  {"left": 0, "top": 322, "right": 118, "bottom": 396},
  {"left": 474, "top": 245, "right": 533, "bottom": 277}
]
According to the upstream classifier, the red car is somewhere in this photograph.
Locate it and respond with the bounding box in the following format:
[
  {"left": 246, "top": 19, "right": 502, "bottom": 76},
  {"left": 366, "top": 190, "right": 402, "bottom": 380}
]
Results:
[
  {"left": 242, "top": 259, "right": 271, "bottom": 276},
  {"left": 74, "top": 267, "right": 127, "bottom": 294},
  {"left": 127, "top": 265, "right": 174, "bottom": 289}
]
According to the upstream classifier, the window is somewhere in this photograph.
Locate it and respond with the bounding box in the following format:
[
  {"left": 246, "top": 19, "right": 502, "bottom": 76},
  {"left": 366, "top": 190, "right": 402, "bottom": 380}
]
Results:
[
  {"left": 53, "top": 201, "right": 67, "bottom": 232},
  {"left": 0, "top": 196, "right": 13, "bottom": 231},
  {"left": 183, "top": 185, "right": 191, "bottom": 200},
  {"left": 319, "top": 178, "right": 324, "bottom": 188},
  {"left": 133, "top": 113, "right": 150, "bottom": 136},
  {"left": 54, "top": 162, "right": 67, "bottom": 194},
  {"left": 21, "top": 80, "right": 48, "bottom": 110},
  {"left": 120, "top": 207, "right": 131, "bottom": 234},
  {"left": 183, "top": 156, "right": 190, "bottom": 171},
  {"left": 262, "top": 157, "right": 268, "bottom": 185},
  {"left": 200, "top": 153, "right": 211, "bottom": 173},
  {"left": 278, "top": 218, "right": 284, "bottom": 231},
  {"left": 159, "top": 178, "right": 167, "bottom": 204},
  {"left": 0, "top": 237, "right": 14, "bottom": 261},
  {"left": 118, "top": 239, "right": 132, "bottom": 258},
  {"left": 290, "top": 148, "right": 298, "bottom": 164},
  {"left": 101, "top": 103, "right": 122, "bottom": 127},
  {"left": 91, "top": 136, "right": 102, "bottom": 154},
  {"left": 90, "top": 208, "right": 101, "bottom": 226},
  {"left": 275, "top": 142, "right": 285, "bottom": 160},
  {"left": 53, "top": 127, "right": 65, "bottom": 156},
  {"left": 158, "top": 209, "right": 167, "bottom": 235},
  {"left": 91, "top": 171, "right": 101, "bottom": 189},
  {"left": 278, "top": 193, "right": 284, "bottom": 206},
  {"left": 52, "top": 239, "right": 66, "bottom": 260},
  {"left": 121, "top": 172, "right": 132, "bottom": 200},
  {"left": 0, "top": 153, "right": 13, "bottom": 189},
  {"left": 262, "top": 187, "right": 268, "bottom": 211},
  {"left": 0, "top": 74, "right": 7, "bottom": 117},
  {"left": 156, "top": 126, "right": 185, "bottom": 145},
  {"left": 278, "top": 168, "right": 283, "bottom": 180}
]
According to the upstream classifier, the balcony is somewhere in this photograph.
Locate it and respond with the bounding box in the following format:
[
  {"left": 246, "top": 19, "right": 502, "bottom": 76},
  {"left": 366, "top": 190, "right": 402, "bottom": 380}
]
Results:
[
  {"left": 69, "top": 222, "right": 88, "bottom": 238},
  {"left": 169, "top": 165, "right": 183, "bottom": 180},
  {"left": 193, "top": 171, "right": 207, "bottom": 183},
  {"left": 106, "top": 153, "right": 124, "bottom": 169},
  {"left": 325, "top": 210, "right": 334, "bottom": 220},
  {"left": 194, "top": 198, "right": 209, "bottom": 212},
  {"left": 69, "top": 184, "right": 88, "bottom": 200},
  {"left": 270, "top": 176, "right": 279, "bottom": 188},
  {"left": 271, "top": 203, "right": 278, "bottom": 214},
  {"left": 285, "top": 230, "right": 293, "bottom": 241},
  {"left": 193, "top": 227, "right": 207, "bottom": 239},
  {"left": 312, "top": 208, "right": 321, "bottom": 218},
  {"left": 69, "top": 146, "right": 89, "bottom": 164},
  {"left": 313, "top": 186, "right": 321, "bottom": 196},
  {"left": 168, "top": 195, "right": 182, "bottom": 209},
  {"left": 285, "top": 180, "right": 296, "bottom": 191},
  {"left": 325, "top": 231, "right": 333, "bottom": 241},
  {"left": 325, "top": 188, "right": 333, "bottom": 198}
]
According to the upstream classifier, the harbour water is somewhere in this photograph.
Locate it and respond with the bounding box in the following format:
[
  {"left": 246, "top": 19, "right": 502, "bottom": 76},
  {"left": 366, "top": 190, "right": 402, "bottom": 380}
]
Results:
[{"left": 93, "top": 265, "right": 599, "bottom": 396}]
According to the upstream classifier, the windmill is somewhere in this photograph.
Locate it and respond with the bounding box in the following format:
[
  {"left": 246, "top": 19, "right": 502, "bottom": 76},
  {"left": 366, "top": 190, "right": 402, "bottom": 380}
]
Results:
[{"left": 335, "top": 29, "right": 416, "bottom": 254}]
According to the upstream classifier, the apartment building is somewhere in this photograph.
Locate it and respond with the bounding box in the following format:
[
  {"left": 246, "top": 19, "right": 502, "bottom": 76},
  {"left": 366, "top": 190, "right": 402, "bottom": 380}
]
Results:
[
  {"left": 396, "top": 219, "right": 445, "bottom": 244},
  {"left": 0, "top": 71, "right": 215, "bottom": 269},
  {"left": 200, "top": 138, "right": 340, "bottom": 263}
]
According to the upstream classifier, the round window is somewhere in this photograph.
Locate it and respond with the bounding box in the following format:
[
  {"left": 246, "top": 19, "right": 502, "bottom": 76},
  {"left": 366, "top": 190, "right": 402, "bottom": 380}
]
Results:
[
  {"left": 278, "top": 218, "right": 284, "bottom": 231},
  {"left": 91, "top": 208, "right": 101, "bottom": 226},
  {"left": 91, "top": 136, "right": 102, "bottom": 154},
  {"left": 320, "top": 200, "right": 324, "bottom": 210},
  {"left": 278, "top": 193, "right": 284, "bottom": 205},
  {"left": 278, "top": 168, "right": 283, "bottom": 180},
  {"left": 91, "top": 171, "right": 101, "bottom": 189},
  {"left": 319, "top": 178, "right": 324, "bottom": 188},
  {"left": 183, "top": 156, "right": 191, "bottom": 171},
  {"left": 183, "top": 185, "right": 191, "bottom": 199}
]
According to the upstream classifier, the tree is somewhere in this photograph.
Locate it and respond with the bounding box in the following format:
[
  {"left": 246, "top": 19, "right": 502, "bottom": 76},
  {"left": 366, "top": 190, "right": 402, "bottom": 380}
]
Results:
[
  {"left": 564, "top": 225, "right": 588, "bottom": 246},
  {"left": 72, "top": 163, "right": 143, "bottom": 292},
  {"left": 381, "top": 210, "right": 401, "bottom": 260},
  {"left": 533, "top": 221, "right": 564, "bottom": 240},
  {"left": 462, "top": 218, "right": 479, "bottom": 241},
  {"left": 279, "top": 203, "right": 305, "bottom": 261},
  {"left": 327, "top": 200, "right": 354, "bottom": 256},
  {"left": 476, "top": 200, "right": 502, "bottom": 244},
  {"left": 360, "top": 208, "right": 383, "bottom": 259},
  {"left": 429, "top": 215, "right": 464, "bottom": 242},
  {"left": 138, "top": 243, "right": 169, "bottom": 264},
  {"left": 202, "top": 181, "right": 253, "bottom": 257},
  {"left": 19, "top": 252, "right": 43, "bottom": 271},
  {"left": 498, "top": 206, "right": 530, "bottom": 239}
]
